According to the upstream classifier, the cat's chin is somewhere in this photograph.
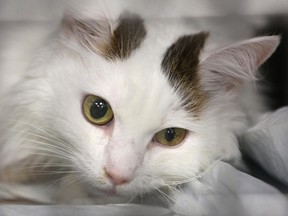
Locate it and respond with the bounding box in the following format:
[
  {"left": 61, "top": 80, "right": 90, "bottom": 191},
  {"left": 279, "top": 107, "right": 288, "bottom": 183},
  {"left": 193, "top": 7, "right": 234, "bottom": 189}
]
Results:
[
  {"left": 98, "top": 185, "right": 137, "bottom": 197},
  {"left": 81, "top": 185, "right": 140, "bottom": 204},
  {"left": 85, "top": 183, "right": 135, "bottom": 198},
  {"left": 97, "top": 186, "right": 121, "bottom": 197},
  {"left": 87, "top": 182, "right": 154, "bottom": 200},
  {"left": 91, "top": 184, "right": 172, "bottom": 207}
]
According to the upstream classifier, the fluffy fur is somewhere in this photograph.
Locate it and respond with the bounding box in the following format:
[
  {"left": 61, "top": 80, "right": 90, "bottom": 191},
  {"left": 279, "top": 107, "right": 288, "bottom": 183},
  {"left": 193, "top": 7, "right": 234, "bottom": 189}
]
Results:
[{"left": 0, "top": 0, "right": 279, "bottom": 209}]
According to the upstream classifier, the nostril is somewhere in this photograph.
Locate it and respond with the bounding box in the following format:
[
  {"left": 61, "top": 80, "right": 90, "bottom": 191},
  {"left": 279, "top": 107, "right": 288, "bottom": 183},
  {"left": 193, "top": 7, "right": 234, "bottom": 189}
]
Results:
[{"left": 104, "top": 168, "right": 130, "bottom": 185}]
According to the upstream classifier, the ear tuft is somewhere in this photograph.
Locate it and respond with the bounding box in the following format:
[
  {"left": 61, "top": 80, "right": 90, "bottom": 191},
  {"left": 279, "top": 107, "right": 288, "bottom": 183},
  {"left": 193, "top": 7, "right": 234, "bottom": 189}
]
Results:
[
  {"left": 200, "top": 36, "right": 280, "bottom": 94},
  {"left": 61, "top": 2, "right": 147, "bottom": 61},
  {"left": 61, "top": 10, "right": 112, "bottom": 53}
]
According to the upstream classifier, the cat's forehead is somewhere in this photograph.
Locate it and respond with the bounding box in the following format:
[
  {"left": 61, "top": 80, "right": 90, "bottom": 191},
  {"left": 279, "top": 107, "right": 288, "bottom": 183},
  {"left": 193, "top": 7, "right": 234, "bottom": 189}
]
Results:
[
  {"left": 86, "top": 52, "right": 184, "bottom": 131},
  {"left": 66, "top": 12, "right": 208, "bottom": 126},
  {"left": 89, "top": 15, "right": 206, "bottom": 107}
]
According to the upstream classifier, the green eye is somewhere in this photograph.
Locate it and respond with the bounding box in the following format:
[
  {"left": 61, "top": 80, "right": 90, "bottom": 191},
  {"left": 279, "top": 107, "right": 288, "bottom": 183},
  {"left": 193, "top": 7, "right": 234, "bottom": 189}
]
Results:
[
  {"left": 83, "top": 95, "right": 114, "bottom": 125},
  {"left": 154, "top": 128, "right": 187, "bottom": 146}
]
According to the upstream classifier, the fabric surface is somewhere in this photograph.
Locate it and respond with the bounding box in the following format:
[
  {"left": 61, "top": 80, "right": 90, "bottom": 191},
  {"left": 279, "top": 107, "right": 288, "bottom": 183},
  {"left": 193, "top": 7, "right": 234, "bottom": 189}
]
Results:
[
  {"left": 0, "top": 204, "right": 175, "bottom": 216},
  {"left": 0, "top": 161, "right": 287, "bottom": 216},
  {"left": 242, "top": 107, "right": 288, "bottom": 186}
]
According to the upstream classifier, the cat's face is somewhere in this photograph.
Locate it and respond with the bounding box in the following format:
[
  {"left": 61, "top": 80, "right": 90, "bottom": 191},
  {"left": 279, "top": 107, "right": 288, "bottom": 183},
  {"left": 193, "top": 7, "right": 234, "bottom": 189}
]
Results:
[
  {"left": 23, "top": 10, "right": 279, "bottom": 199},
  {"left": 42, "top": 36, "right": 217, "bottom": 197}
]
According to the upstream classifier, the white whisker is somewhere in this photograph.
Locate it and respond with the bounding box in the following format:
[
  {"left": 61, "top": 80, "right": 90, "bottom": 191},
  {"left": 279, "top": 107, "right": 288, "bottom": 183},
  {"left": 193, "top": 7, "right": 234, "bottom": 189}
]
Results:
[
  {"left": 22, "top": 139, "right": 75, "bottom": 155},
  {"left": 126, "top": 194, "right": 138, "bottom": 204},
  {"left": 7, "top": 120, "right": 68, "bottom": 144},
  {"left": 57, "top": 174, "right": 83, "bottom": 194},
  {"left": 152, "top": 184, "right": 175, "bottom": 206}
]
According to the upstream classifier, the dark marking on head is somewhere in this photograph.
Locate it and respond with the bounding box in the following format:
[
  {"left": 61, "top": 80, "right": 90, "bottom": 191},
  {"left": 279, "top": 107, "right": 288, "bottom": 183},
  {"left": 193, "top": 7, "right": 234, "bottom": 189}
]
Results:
[
  {"left": 102, "top": 12, "right": 147, "bottom": 60},
  {"left": 161, "top": 32, "right": 209, "bottom": 115},
  {"left": 63, "top": 12, "right": 146, "bottom": 61}
]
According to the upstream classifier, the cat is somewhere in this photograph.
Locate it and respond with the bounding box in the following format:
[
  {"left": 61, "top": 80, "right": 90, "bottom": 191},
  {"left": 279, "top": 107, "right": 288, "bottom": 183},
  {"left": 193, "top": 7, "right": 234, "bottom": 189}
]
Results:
[{"left": 0, "top": 0, "right": 279, "bottom": 210}]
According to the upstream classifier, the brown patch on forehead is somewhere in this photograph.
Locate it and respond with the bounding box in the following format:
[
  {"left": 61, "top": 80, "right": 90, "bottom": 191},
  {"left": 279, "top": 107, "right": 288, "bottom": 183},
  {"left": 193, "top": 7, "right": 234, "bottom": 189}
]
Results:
[
  {"left": 64, "top": 12, "right": 146, "bottom": 61},
  {"left": 101, "top": 12, "right": 147, "bottom": 60},
  {"left": 161, "top": 32, "right": 209, "bottom": 115}
]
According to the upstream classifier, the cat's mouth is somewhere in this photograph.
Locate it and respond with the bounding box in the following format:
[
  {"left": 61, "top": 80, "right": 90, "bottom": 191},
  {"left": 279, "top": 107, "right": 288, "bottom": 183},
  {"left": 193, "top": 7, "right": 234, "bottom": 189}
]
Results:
[
  {"left": 84, "top": 184, "right": 119, "bottom": 198},
  {"left": 85, "top": 181, "right": 131, "bottom": 197},
  {"left": 100, "top": 183, "right": 131, "bottom": 196},
  {"left": 94, "top": 181, "right": 144, "bottom": 198}
]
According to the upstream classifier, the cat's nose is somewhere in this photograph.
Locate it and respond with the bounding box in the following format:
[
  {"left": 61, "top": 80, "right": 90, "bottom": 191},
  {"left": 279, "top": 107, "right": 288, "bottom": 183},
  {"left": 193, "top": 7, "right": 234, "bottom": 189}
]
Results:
[{"left": 104, "top": 168, "right": 130, "bottom": 185}]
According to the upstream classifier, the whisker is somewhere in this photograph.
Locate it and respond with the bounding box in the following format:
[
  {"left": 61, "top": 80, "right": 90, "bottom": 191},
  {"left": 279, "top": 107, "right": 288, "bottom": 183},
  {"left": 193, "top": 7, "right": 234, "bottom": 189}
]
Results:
[
  {"left": 126, "top": 194, "right": 138, "bottom": 204},
  {"left": 7, "top": 120, "right": 67, "bottom": 144},
  {"left": 21, "top": 151, "right": 73, "bottom": 161},
  {"left": 149, "top": 190, "right": 159, "bottom": 207},
  {"left": 22, "top": 139, "right": 76, "bottom": 155},
  {"left": 21, "top": 143, "right": 74, "bottom": 155},
  {"left": 11, "top": 128, "right": 72, "bottom": 148},
  {"left": 152, "top": 184, "right": 175, "bottom": 206},
  {"left": 165, "top": 184, "right": 184, "bottom": 199},
  {"left": 165, "top": 159, "right": 222, "bottom": 185},
  {"left": 45, "top": 174, "right": 74, "bottom": 188},
  {"left": 57, "top": 174, "right": 83, "bottom": 194},
  {"left": 19, "top": 162, "right": 75, "bottom": 167}
]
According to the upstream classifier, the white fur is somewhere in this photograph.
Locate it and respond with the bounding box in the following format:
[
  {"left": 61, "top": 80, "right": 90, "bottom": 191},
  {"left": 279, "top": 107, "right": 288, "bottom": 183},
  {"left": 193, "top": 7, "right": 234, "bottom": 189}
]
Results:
[{"left": 0, "top": 0, "right": 279, "bottom": 210}]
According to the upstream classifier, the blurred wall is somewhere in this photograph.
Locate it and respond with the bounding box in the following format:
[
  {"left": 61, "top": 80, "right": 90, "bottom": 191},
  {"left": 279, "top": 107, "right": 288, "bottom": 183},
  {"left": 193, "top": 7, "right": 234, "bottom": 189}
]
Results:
[{"left": 0, "top": 0, "right": 288, "bottom": 20}]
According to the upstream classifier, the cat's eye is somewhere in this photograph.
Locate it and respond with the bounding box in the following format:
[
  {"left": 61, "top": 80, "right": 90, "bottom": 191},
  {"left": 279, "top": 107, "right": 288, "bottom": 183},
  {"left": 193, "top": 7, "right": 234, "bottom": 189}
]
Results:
[
  {"left": 154, "top": 128, "right": 187, "bottom": 147},
  {"left": 82, "top": 95, "right": 114, "bottom": 126}
]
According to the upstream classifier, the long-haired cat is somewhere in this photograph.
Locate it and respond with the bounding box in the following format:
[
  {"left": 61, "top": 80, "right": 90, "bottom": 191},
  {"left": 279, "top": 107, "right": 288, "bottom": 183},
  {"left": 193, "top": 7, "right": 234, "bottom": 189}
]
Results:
[{"left": 0, "top": 0, "right": 279, "bottom": 211}]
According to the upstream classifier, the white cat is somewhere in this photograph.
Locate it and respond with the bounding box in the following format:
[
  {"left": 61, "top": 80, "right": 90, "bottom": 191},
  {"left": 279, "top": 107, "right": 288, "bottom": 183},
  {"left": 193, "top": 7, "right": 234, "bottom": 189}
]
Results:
[{"left": 0, "top": 0, "right": 279, "bottom": 210}]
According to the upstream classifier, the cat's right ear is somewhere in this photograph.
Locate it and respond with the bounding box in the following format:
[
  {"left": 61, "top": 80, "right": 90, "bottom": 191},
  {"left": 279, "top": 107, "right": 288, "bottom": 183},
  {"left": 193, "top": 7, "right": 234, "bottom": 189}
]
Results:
[
  {"left": 199, "top": 36, "right": 280, "bottom": 96},
  {"left": 61, "top": 1, "right": 113, "bottom": 53}
]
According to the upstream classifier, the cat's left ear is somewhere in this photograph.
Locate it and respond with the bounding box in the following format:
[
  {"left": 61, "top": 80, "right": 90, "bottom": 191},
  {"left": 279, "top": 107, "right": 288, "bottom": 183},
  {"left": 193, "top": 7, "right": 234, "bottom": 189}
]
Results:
[
  {"left": 200, "top": 36, "right": 280, "bottom": 95},
  {"left": 61, "top": 5, "right": 113, "bottom": 53},
  {"left": 61, "top": 2, "right": 146, "bottom": 60}
]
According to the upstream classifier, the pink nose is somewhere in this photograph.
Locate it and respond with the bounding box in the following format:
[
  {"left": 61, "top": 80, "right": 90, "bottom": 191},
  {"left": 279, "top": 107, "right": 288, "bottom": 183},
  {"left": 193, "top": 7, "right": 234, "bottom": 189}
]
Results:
[{"left": 104, "top": 168, "right": 130, "bottom": 185}]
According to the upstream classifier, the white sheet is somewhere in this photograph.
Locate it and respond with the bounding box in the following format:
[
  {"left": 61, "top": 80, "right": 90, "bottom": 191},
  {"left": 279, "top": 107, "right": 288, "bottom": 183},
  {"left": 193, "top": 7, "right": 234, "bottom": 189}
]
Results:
[
  {"left": 1, "top": 161, "right": 287, "bottom": 216},
  {"left": 242, "top": 107, "right": 288, "bottom": 185}
]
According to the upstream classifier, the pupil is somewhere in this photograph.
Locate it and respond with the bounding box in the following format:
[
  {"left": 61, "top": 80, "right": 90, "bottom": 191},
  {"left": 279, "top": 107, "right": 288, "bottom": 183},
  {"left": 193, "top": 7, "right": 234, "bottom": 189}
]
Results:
[
  {"left": 165, "top": 128, "right": 175, "bottom": 142},
  {"left": 90, "top": 99, "right": 108, "bottom": 119}
]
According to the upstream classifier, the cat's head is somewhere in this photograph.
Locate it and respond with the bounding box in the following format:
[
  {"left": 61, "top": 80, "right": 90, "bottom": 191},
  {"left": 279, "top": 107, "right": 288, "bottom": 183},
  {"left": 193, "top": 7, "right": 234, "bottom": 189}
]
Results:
[{"left": 20, "top": 8, "right": 279, "bottom": 199}]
